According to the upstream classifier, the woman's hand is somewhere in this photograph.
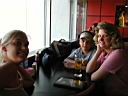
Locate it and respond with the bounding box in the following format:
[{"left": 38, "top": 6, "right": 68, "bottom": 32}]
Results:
[{"left": 96, "top": 44, "right": 102, "bottom": 55}]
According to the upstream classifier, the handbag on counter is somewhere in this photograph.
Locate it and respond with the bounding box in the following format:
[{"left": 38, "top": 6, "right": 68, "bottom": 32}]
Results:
[{"left": 50, "top": 39, "right": 72, "bottom": 60}]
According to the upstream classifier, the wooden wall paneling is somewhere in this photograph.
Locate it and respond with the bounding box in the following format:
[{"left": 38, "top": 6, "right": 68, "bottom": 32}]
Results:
[
  {"left": 118, "top": 27, "right": 124, "bottom": 37},
  {"left": 86, "top": 0, "right": 128, "bottom": 38},
  {"left": 101, "top": 17, "right": 115, "bottom": 24},
  {"left": 115, "top": 0, "right": 123, "bottom": 5},
  {"left": 86, "top": 16, "right": 100, "bottom": 29},
  {"left": 101, "top": 0, "right": 116, "bottom": 16},
  {"left": 87, "top": 0, "right": 101, "bottom": 15},
  {"left": 115, "top": 0, "right": 128, "bottom": 6},
  {"left": 123, "top": 28, "right": 128, "bottom": 38}
]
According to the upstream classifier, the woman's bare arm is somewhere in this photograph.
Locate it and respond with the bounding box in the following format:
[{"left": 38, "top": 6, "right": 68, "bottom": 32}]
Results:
[{"left": 86, "top": 50, "right": 100, "bottom": 73}]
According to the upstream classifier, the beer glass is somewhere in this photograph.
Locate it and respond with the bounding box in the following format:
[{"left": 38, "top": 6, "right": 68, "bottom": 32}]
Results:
[{"left": 74, "top": 57, "right": 82, "bottom": 79}]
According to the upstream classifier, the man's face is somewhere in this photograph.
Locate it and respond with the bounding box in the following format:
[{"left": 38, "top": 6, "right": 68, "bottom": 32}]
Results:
[{"left": 79, "top": 37, "right": 92, "bottom": 51}]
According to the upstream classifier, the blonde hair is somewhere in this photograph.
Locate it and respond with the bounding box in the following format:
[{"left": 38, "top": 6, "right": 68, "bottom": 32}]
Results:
[
  {"left": 1, "top": 30, "right": 27, "bottom": 46},
  {"left": 0, "top": 30, "right": 28, "bottom": 61},
  {"left": 94, "top": 22, "right": 124, "bottom": 49}
]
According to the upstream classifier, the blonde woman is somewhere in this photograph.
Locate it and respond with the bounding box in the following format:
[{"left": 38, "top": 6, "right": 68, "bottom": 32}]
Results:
[
  {"left": 0, "top": 30, "right": 34, "bottom": 96},
  {"left": 86, "top": 22, "right": 128, "bottom": 96}
]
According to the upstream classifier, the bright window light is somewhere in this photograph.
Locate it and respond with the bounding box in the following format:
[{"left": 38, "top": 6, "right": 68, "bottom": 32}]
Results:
[{"left": 0, "top": 0, "right": 44, "bottom": 52}]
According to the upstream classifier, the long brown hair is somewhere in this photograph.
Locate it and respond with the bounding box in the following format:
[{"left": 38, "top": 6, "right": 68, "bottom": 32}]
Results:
[{"left": 94, "top": 22, "right": 124, "bottom": 49}]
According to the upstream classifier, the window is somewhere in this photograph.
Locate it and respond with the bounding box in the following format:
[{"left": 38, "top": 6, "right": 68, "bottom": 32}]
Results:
[
  {"left": 0, "top": 0, "right": 85, "bottom": 52},
  {"left": 51, "top": 0, "right": 70, "bottom": 42},
  {"left": 0, "top": 0, "right": 44, "bottom": 51}
]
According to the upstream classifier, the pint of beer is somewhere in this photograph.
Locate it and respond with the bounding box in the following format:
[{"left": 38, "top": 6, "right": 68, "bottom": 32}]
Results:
[{"left": 74, "top": 54, "right": 82, "bottom": 78}]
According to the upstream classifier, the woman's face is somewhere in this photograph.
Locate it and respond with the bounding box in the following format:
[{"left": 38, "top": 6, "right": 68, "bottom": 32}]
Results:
[
  {"left": 97, "top": 29, "right": 111, "bottom": 49},
  {"left": 4, "top": 35, "right": 29, "bottom": 63}
]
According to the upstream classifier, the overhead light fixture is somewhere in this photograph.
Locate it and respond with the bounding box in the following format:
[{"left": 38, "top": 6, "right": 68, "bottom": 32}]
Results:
[
  {"left": 125, "top": 0, "right": 128, "bottom": 7},
  {"left": 125, "top": 5, "right": 128, "bottom": 7}
]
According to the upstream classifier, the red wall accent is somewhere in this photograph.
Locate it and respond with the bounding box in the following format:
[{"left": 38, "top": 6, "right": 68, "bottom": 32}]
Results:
[
  {"left": 87, "top": 0, "right": 101, "bottom": 15},
  {"left": 86, "top": 17, "right": 100, "bottom": 29},
  {"left": 101, "top": 17, "right": 115, "bottom": 24},
  {"left": 86, "top": 0, "right": 128, "bottom": 38},
  {"left": 123, "top": 28, "right": 128, "bottom": 38},
  {"left": 101, "top": 0, "right": 115, "bottom": 16}
]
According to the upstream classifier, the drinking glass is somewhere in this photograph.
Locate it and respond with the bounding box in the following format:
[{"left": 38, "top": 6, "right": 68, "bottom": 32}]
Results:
[
  {"left": 81, "top": 59, "right": 88, "bottom": 80},
  {"left": 74, "top": 58, "right": 82, "bottom": 79}
]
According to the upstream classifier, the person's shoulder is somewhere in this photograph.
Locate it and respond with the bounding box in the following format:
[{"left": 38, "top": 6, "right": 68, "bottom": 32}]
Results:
[
  {"left": 73, "top": 47, "right": 81, "bottom": 52},
  {"left": 67, "top": 47, "right": 80, "bottom": 57},
  {"left": 112, "top": 49, "right": 125, "bottom": 54},
  {"left": 70, "top": 47, "right": 82, "bottom": 55},
  {"left": 0, "top": 62, "right": 13, "bottom": 67},
  {"left": 110, "top": 49, "right": 127, "bottom": 58}
]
